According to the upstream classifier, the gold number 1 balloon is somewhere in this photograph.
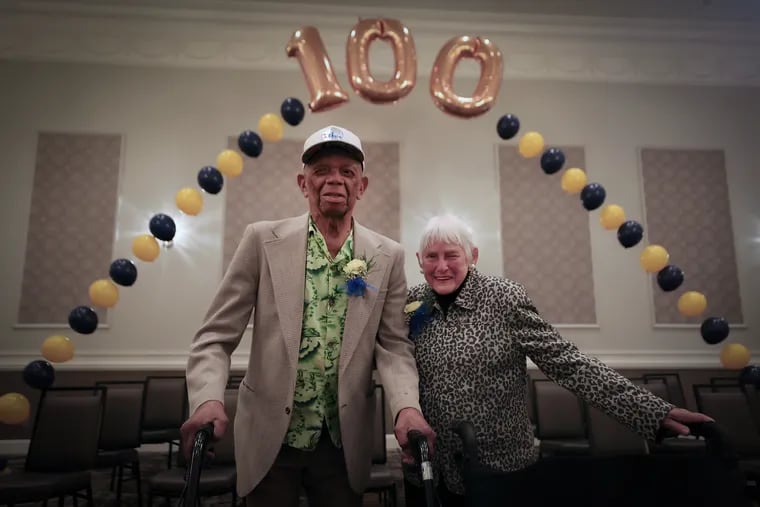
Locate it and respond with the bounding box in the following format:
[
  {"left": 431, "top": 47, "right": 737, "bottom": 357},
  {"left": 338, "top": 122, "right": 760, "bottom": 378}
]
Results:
[
  {"left": 286, "top": 26, "right": 350, "bottom": 113},
  {"left": 430, "top": 35, "right": 503, "bottom": 118},
  {"left": 346, "top": 18, "right": 417, "bottom": 104}
]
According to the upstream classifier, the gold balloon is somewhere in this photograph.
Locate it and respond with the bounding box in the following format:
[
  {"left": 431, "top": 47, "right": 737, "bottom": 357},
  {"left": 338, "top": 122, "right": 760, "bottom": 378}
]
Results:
[
  {"left": 560, "top": 168, "right": 587, "bottom": 194},
  {"left": 720, "top": 343, "right": 750, "bottom": 370},
  {"left": 258, "top": 114, "right": 284, "bottom": 143},
  {"left": 639, "top": 245, "right": 670, "bottom": 273},
  {"left": 518, "top": 131, "right": 544, "bottom": 158},
  {"left": 0, "top": 393, "right": 31, "bottom": 425},
  {"left": 346, "top": 18, "right": 417, "bottom": 104},
  {"left": 89, "top": 278, "right": 119, "bottom": 308},
  {"left": 599, "top": 204, "right": 626, "bottom": 230},
  {"left": 286, "top": 26, "right": 350, "bottom": 112},
  {"left": 216, "top": 149, "right": 244, "bottom": 177},
  {"left": 41, "top": 335, "right": 75, "bottom": 363},
  {"left": 132, "top": 234, "right": 160, "bottom": 262},
  {"left": 176, "top": 187, "right": 203, "bottom": 216},
  {"left": 429, "top": 35, "right": 503, "bottom": 118},
  {"left": 677, "top": 291, "right": 707, "bottom": 317}
]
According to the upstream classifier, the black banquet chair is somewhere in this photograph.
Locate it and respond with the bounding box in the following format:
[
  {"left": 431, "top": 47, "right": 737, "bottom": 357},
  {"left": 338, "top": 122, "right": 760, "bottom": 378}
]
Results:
[{"left": 0, "top": 386, "right": 106, "bottom": 506}]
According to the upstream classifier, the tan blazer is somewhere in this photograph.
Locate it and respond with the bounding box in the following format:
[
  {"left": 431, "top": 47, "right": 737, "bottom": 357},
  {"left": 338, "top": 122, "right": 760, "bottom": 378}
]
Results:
[{"left": 186, "top": 213, "right": 421, "bottom": 496}]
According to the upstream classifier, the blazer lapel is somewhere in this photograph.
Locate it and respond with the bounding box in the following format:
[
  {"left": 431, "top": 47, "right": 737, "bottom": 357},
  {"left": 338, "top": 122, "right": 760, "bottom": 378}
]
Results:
[
  {"left": 340, "top": 222, "right": 388, "bottom": 375},
  {"left": 263, "top": 214, "right": 308, "bottom": 370}
]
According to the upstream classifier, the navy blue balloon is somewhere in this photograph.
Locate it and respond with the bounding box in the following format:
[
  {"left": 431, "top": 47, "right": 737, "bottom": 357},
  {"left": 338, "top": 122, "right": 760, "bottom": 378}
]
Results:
[
  {"left": 68, "top": 305, "right": 98, "bottom": 334},
  {"left": 739, "top": 365, "right": 760, "bottom": 386},
  {"left": 496, "top": 114, "right": 520, "bottom": 140},
  {"left": 23, "top": 360, "right": 55, "bottom": 389},
  {"left": 656, "top": 265, "right": 684, "bottom": 292},
  {"left": 580, "top": 183, "right": 606, "bottom": 210},
  {"left": 280, "top": 97, "right": 305, "bottom": 126},
  {"left": 617, "top": 220, "right": 644, "bottom": 248},
  {"left": 700, "top": 317, "right": 730, "bottom": 345},
  {"left": 540, "top": 148, "right": 565, "bottom": 175},
  {"left": 149, "top": 213, "right": 176, "bottom": 242},
  {"left": 109, "top": 258, "right": 137, "bottom": 287},
  {"left": 197, "top": 166, "right": 224, "bottom": 195},
  {"left": 238, "top": 130, "right": 263, "bottom": 158}
]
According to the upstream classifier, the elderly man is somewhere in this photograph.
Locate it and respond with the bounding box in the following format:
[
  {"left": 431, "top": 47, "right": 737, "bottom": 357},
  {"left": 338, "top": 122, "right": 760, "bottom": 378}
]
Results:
[{"left": 180, "top": 125, "right": 434, "bottom": 506}]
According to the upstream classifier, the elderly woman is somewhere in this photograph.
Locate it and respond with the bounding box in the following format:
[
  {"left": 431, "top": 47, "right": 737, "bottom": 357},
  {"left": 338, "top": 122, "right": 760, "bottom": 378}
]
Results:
[{"left": 402, "top": 214, "right": 712, "bottom": 507}]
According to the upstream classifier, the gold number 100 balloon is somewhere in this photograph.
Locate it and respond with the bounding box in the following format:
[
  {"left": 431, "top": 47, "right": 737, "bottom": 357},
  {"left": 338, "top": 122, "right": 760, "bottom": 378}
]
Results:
[{"left": 286, "top": 19, "right": 503, "bottom": 118}]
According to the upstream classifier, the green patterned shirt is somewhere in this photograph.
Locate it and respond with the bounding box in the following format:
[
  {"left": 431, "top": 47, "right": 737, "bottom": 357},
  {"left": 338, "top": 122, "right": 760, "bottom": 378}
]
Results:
[{"left": 284, "top": 218, "right": 352, "bottom": 450}]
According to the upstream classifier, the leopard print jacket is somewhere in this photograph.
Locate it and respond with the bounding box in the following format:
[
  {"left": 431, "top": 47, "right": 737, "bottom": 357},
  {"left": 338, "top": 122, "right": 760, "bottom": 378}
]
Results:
[{"left": 404, "top": 268, "right": 674, "bottom": 495}]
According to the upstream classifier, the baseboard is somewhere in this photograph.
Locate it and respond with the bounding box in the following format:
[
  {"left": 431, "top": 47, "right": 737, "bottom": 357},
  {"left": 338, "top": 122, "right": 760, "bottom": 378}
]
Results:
[
  {"left": 0, "top": 440, "right": 174, "bottom": 458},
  {"left": 0, "top": 439, "right": 28, "bottom": 457},
  {"left": 1, "top": 437, "right": 402, "bottom": 457}
]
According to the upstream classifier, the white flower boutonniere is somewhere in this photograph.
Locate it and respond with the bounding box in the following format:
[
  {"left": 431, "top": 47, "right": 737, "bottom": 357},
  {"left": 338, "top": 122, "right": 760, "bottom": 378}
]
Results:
[
  {"left": 405, "top": 297, "right": 434, "bottom": 337},
  {"left": 404, "top": 301, "right": 422, "bottom": 314},
  {"left": 343, "top": 255, "right": 376, "bottom": 297}
]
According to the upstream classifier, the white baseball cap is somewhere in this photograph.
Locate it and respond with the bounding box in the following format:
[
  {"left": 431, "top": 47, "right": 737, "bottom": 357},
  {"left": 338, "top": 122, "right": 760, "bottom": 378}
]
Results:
[{"left": 301, "top": 125, "right": 365, "bottom": 166}]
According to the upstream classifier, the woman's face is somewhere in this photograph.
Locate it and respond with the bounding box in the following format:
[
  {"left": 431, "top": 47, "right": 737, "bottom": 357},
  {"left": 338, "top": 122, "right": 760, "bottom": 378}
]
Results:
[{"left": 417, "top": 241, "right": 478, "bottom": 295}]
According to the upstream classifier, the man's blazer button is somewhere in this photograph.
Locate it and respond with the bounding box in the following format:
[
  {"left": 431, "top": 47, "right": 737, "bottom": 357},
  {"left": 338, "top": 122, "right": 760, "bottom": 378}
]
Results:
[{"left": 285, "top": 407, "right": 291, "bottom": 415}]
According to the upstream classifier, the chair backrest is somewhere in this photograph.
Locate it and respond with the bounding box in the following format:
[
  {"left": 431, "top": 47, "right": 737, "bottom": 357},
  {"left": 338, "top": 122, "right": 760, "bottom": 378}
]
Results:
[
  {"left": 532, "top": 379, "right": 587, "bottom": 439},
  {"left": 177, "top": 387, "right": 238, "bottom": 468},
  {"left": 25, "top": 386, "right": 106, "bottom": 472},
  {"left": 641, "top": 373, "right": 686, "bottom": 407},
  {"left": 96, "top": 380, "right": 146, "bottom": 450},
  {"left": 142, "top": 376, "right": 187, "bottom": 430},
  {"left": 585, "top": 405, "right": 649, "bottom": 456},
  {"left": 693, "top": 384, "right": 760, "bottom": 456},
  {"left": 639, "top": 379, "right": 670, "bottom": 402},
  {"left": 371, "top": 384, "right": 386, "bottom": 464}
]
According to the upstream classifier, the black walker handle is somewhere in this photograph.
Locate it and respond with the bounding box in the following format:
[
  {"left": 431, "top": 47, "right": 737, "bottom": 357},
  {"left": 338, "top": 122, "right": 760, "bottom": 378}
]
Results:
[
  {"left": 178, "top": 423, "right": 215, "bottom": 507},
  {"left": 408, "top": 429, "right": 436, "bottom": 507}
]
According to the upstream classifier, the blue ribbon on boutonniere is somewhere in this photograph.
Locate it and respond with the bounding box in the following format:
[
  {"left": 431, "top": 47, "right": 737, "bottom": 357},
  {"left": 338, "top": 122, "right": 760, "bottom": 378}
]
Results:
[
  {"left": 405, "top": 300, "right": 434, "bottom": 337},
  {"left": 342, "top": 255, "right": 377, "bottom": 297}
]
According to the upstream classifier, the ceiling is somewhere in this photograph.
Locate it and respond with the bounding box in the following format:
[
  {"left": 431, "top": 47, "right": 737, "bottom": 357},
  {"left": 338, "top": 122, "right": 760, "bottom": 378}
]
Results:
[{"left": 8, "top": 0, "right": 760, "bottom": 23}]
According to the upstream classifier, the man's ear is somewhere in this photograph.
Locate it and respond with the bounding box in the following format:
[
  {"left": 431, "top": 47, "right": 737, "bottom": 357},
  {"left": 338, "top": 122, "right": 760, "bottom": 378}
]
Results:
[
  {"left": 356, "top": 176, "right": 369, "bottom": 200},
  {"left": 297, "top": 173, "right": 307, "bottom": 197}
]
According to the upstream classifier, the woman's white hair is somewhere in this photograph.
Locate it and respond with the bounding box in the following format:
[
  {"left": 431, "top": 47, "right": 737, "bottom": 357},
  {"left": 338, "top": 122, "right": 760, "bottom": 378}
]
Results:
[{"left": 418, "top": 214, "right": 477, "bottom": 262}]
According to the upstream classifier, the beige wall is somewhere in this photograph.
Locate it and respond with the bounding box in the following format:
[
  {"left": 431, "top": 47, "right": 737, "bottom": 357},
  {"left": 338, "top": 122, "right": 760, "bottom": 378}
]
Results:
[{"left": 0, "top": 30, "right": 758, "bottom": 372}]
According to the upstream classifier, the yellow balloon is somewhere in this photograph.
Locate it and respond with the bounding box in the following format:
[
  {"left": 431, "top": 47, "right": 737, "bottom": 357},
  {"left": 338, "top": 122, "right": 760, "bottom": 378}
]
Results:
[
  {"left": 0, "top": 393, "right": 31, "bottom": 425},
  {"left": 132, "top": 234, "right": 160, "bottom": 262},
  {"left": 176, "top": 187, "right": 203, "bottom": 216},
  {"left": 258, "top": 113, "right": 284, "bottom": 142},
  {"left": 518, "top": 131, "right": 544, "bottom": 158},
  {"left": 599, "top": 204, "right": 626, "bottom": 230},
  {"left": 560, "top": 168, "right": 587, "bottom": 194},
  {"left": 89, "top": 278, "right": 119, "bottom": 308},
  {"left": 639, "top": 245, "right": 670, "bottom": 273},
  {"left": 216, "top": 150, "right": 243, "bottom": 178},
  {"left": 677, "top": 291, "right": 707, "bottom": 317},
  {"left": 41, "top": 335, "right": 75, "bottom": 363},
  {"left": 720, "top": 343, "right": 751, "bottom": 370}
]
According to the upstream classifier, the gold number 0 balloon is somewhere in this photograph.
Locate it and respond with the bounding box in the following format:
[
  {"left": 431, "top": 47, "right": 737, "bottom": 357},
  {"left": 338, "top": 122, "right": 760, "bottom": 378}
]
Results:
[
  {"left": 430, "top": 35, "right": 503, "bottom": 118},
  {"left": 346, "top": 18, "right": 417, "bottom": 104},
  {"left": 286, "top": 26, "right": 350, "bottom": 113}
]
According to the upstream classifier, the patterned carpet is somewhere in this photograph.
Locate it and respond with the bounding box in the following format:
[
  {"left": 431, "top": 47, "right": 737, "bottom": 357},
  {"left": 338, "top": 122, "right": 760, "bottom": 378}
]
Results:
[{"left": 3, "top": 447, "right": 405, "bottom": 506}]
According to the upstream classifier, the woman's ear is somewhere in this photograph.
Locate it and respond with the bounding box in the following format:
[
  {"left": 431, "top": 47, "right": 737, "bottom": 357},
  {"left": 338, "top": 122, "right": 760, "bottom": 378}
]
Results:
[{"left": 471, "top": 247, "right": 479, "bottom": 265}]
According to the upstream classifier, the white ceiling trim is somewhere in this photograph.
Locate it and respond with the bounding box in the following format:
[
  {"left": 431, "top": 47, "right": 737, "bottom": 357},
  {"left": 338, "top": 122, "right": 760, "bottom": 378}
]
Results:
[{"left": 1, "top": 0, "right": 759, "bottom": 86}]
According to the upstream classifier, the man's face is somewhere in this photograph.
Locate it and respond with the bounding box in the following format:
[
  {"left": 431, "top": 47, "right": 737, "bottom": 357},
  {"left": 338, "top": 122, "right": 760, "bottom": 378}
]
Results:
[{"left": 298, "top": 153, "right": 368, "bottom": 219}]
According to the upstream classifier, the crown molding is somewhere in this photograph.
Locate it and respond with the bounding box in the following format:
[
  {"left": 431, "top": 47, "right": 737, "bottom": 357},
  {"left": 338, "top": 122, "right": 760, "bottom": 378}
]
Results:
[{"left": 1, "top": 0, "right": 759, "bottom": 86}]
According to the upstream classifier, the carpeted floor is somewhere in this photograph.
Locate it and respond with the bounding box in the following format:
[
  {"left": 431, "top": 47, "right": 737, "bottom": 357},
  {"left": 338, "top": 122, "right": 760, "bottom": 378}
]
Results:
[{"left": 3, "top": 446, "right": 405, "bottom": 506}]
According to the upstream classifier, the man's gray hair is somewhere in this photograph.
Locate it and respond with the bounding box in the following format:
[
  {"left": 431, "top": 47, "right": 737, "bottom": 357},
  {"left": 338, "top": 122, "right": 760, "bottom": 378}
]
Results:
[{"left": 418, "top": 214, "right": 477, "bottom": 263}]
